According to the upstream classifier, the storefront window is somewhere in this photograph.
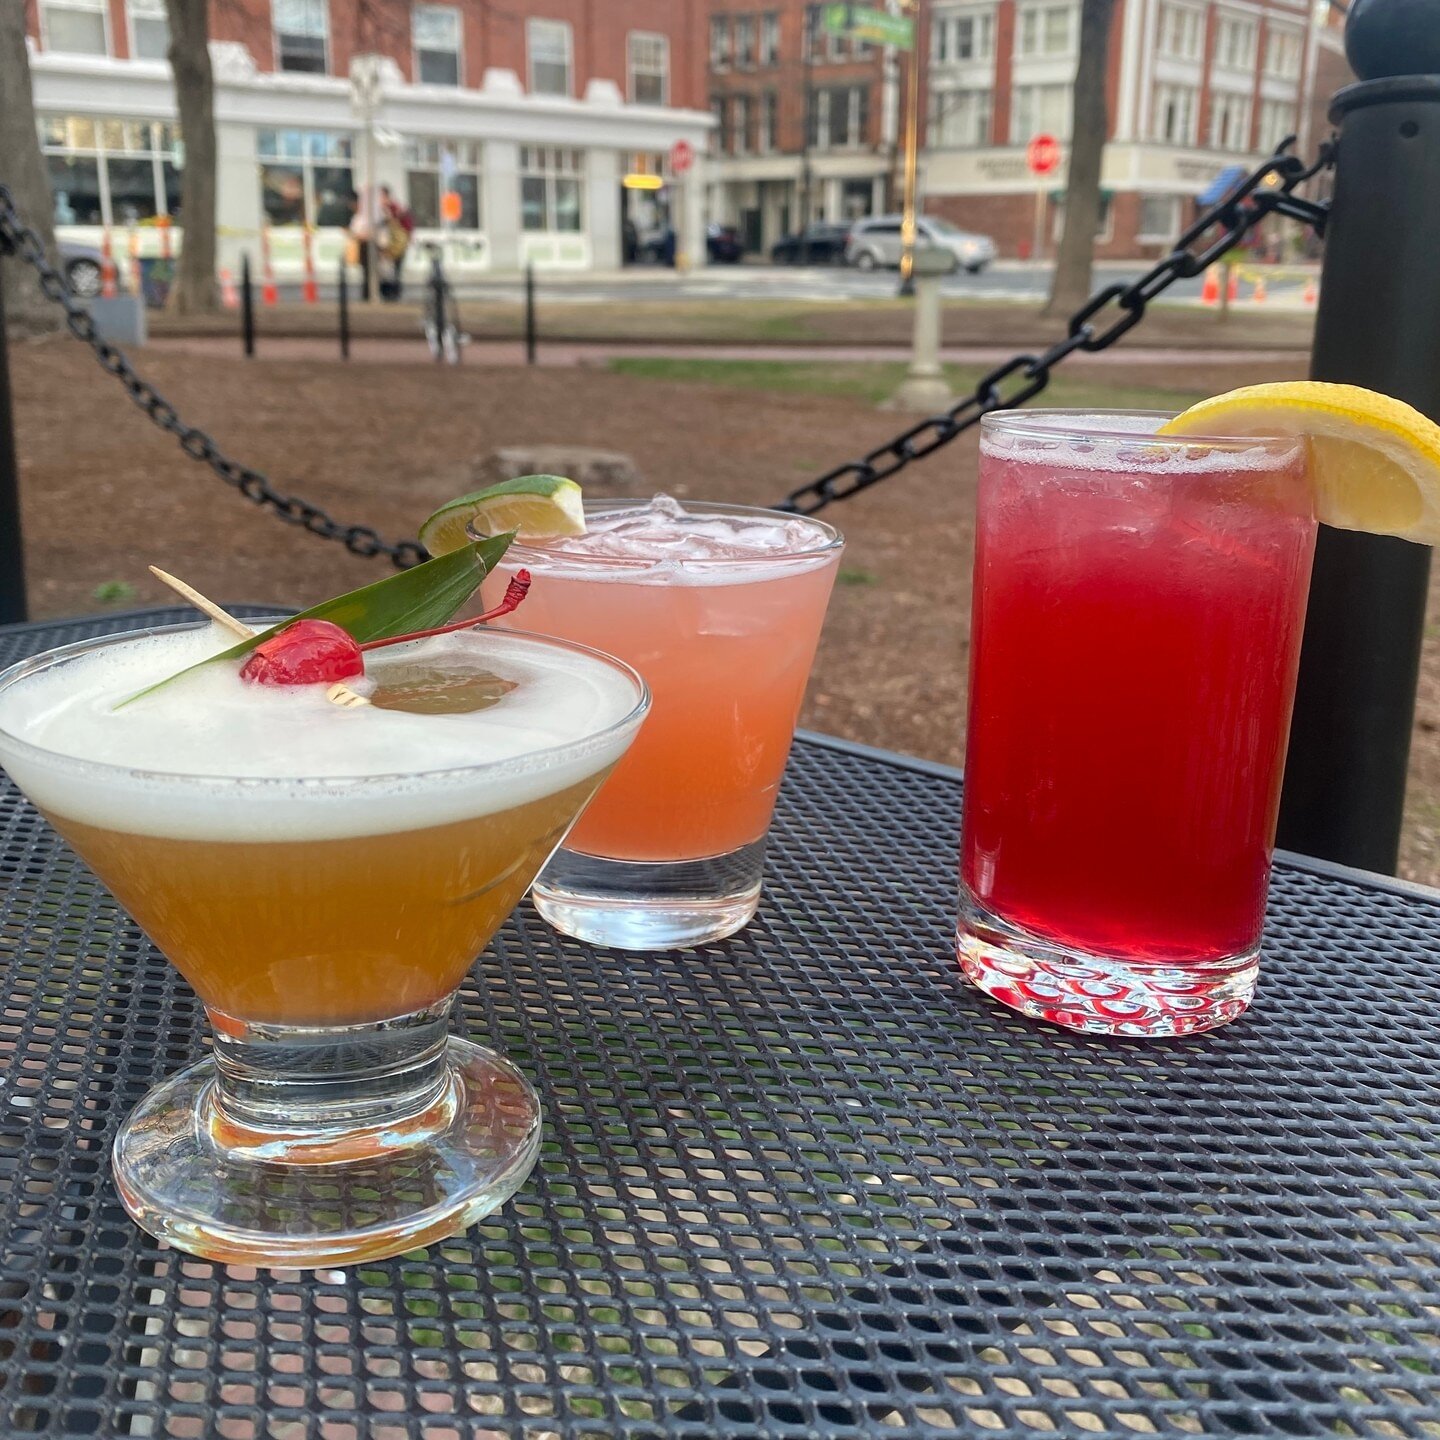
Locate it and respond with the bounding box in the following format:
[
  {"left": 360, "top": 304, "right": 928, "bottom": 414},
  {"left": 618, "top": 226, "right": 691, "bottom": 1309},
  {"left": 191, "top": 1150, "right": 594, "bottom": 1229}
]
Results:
[
  {"left": 38, "top": 114, "right": 182, "bottom": 227},
  {"left": 519, "top": 147, "right": 584, "bottom": 232},
  {"left": 258, "top": 129, "right": 355, "bottom": 227},
  {"left": 404, "top": 139, "right": 482, "bottom": 229}
]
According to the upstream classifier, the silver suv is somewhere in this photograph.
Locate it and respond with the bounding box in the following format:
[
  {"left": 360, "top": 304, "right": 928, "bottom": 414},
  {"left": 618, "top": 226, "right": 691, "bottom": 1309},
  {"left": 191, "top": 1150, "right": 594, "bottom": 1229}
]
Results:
[{"left": 845, "top": 214, "right": 997, "bottom": 273}]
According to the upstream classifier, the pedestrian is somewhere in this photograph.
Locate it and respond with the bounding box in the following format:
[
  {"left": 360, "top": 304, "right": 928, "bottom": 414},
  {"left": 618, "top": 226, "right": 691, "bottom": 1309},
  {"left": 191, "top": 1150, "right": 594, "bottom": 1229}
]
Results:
[
  {"left": 347, "top": 188, "right": 375, "bottom": 300},
  {"left": 378, "top": 185, "right": 415, "bottom": 303}
]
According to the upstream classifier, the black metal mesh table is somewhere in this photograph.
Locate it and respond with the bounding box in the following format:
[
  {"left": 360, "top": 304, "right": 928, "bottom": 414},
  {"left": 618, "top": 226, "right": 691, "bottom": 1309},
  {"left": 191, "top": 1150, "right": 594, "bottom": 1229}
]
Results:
[{"left": 4, "top": 607, "right": 1440, "bottom": 1438}]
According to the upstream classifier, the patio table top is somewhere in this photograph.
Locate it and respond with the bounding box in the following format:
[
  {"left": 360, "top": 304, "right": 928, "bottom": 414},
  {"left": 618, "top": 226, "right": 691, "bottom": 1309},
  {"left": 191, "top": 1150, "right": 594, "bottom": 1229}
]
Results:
[{"left": 3, "top": 606, "right": 1440, "bottom": 1438}]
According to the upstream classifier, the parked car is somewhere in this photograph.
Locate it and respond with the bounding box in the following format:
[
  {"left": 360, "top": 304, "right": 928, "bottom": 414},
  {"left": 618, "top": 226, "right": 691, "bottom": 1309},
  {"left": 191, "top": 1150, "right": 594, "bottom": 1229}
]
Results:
[
  {"left": 770, "top": 223, "right": 850, "bottom": 264},
  {"left": 845, "top": 215, "right": 997, "bottom": 273},
  {"left": 58, "top": 239, "right": 107, "bottom": 298},
  {"left": 706, "top": 223, "right": 744, "bottom": 263}
]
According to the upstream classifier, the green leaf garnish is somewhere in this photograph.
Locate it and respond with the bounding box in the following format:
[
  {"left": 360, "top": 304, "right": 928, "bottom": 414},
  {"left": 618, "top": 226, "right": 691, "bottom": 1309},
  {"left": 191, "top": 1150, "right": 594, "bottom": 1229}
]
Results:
[{"left": 117, "top": 532, "right": 516, "bottom": 709}]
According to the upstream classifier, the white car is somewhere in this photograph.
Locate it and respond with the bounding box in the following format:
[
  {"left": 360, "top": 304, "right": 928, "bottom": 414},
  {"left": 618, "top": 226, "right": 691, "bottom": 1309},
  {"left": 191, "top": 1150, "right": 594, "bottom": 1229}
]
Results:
[{"left": 846, "top": 215, "right": 997, "bottom": 274}]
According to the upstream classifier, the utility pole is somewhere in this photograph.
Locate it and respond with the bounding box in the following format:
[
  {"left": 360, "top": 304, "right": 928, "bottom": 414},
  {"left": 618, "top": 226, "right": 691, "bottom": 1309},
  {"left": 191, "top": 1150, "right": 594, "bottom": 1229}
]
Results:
[
  {"left": 897, "top": 0, "right": 923, "bottom": 296},
  {"left": 800, "top": 4, "right": 816, "bottom": 263}
]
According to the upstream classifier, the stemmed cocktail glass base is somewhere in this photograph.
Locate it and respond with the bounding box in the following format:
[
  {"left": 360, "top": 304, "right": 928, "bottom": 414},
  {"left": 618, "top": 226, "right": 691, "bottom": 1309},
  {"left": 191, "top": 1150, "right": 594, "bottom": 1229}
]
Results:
[
  {"left": 112, "top": 1005, "right": 542, "bottom": 1268},
  {"left": 957, "top": 889, "right": 1258, "bottom": 1038}
]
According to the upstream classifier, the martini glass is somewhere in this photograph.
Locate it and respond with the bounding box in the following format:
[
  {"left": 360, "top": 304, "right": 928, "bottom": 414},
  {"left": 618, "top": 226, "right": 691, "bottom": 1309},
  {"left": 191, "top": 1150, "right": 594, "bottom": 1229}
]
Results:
[{"left": 0, "top": 621, "right": 648, "bottom": 1267}]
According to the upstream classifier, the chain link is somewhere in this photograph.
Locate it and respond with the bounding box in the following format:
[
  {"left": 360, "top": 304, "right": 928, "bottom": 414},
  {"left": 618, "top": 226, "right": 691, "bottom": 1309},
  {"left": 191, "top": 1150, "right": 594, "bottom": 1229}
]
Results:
[
  {"left": 774, "top": 139, "right": 1335, "bottom": 515},
  {"left": 0, "top": 186, "right": 428, "bottom": 568},
  {"left": 2, "top": 141, "right": 1334, "bottom": 537}
]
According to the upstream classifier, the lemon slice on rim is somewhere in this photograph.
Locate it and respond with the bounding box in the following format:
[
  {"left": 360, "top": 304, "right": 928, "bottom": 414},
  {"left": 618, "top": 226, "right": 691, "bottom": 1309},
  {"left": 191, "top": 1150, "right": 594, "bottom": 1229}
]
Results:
[
  {"left": 419, "top": 475, "right": 585, "bottom": 555},
  {"left": 1158, "top": 382, "right": 1440, "bottom": 544}
]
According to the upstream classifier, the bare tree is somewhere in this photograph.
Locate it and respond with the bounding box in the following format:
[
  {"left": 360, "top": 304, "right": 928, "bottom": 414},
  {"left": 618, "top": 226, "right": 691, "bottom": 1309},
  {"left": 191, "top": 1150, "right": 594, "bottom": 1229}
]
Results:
[
  {"left": 0, "top": 5, "right": 62, "bottom": 335},
  {"left": 1043, "top": 0, "right": 1118, "bottom": 316},
  {"left": 166, "top": 0, "right": 219, "bottom": 314}
]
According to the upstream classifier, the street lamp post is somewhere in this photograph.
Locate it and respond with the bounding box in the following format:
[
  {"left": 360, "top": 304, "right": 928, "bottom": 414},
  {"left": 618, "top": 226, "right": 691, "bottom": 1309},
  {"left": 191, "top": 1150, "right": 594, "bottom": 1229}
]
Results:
[
  {"left": 897, "top": 0, "right": 922, "bottom": 297},
  {"left": 349, "top": 55, "right": 384, "bottom": 303}
]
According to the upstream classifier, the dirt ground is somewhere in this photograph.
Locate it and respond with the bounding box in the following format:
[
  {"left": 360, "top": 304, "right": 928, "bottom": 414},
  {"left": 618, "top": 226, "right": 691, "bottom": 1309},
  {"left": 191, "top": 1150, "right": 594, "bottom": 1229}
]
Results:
[{"left": 12, "top": 335, "right": 1440, "bottom": 887}]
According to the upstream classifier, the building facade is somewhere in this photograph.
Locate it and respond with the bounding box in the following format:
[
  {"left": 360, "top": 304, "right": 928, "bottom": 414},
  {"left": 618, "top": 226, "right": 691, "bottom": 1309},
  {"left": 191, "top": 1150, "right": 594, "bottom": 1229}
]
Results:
[
  {"left": 921, "top": 0, "right": 1323, "bottom": 258},
  {"left": 704, "top": 1, "right": 920, "bottom": 256},
  {"left": 23, "top": 0, "right": 714, "bottom": 278}
]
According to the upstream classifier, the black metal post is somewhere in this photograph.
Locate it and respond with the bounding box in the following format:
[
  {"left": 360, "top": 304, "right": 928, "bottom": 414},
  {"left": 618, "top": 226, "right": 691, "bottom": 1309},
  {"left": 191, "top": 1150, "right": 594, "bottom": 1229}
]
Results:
[
  {"left": 525, "top": 264, "right": 537, "bottom": 366},
  {"left": 1277, "top": 0, "right": 1440, "bottom": 872},
  {"left": 337, "top": 259, "right": 350, "bottom": 361},
  {"left": 240, "top": 253, "right": 255, "bottom": 359},
  {"left": 0, "top": 273, "right": 29, "bottom": 624}
]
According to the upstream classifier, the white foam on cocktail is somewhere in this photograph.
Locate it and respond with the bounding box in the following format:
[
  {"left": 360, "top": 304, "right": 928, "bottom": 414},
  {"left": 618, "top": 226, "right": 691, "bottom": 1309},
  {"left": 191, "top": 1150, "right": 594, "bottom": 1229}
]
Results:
[
  {"left": 0, "top": 624, "right": 644, "bottom": 841},
  {"left": 980, "top": 413, "right": 1305, "bottom": 474},
  {"left": 506, "top": 496, "right": 837, "bottom": 585}
]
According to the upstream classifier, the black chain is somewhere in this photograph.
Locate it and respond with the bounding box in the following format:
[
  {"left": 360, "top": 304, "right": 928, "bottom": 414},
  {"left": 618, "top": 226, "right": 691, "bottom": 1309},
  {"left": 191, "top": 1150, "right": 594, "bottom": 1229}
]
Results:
[
  {"left": 0, "top": 185, "right": 428, "bottom": 568},
  {"left": 2, "top": 140, "right": 1334, "bottom": 540},
  {"left": 774, "top": 138, "right": 1335, "bottom": 514}
]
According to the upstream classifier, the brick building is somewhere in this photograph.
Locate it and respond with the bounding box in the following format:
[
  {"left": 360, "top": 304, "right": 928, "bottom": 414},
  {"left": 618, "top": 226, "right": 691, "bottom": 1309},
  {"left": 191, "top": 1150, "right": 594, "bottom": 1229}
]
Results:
[
  {"left": 23, "top": 0, "right": 713, "bottom": 275},
  {"left": 922, "top": 0, "right": 1323, "bottom": 258},
  {"left": 704, "top": 1, "right": 924, "bottom": 255}
]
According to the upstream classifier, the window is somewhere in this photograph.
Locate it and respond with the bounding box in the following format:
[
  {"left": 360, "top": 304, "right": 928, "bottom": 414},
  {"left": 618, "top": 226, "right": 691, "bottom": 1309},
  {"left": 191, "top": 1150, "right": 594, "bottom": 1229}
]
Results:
[
  {"left": 519, "top": 146, "right": 584, "bottom": 232},
  {"left": 626, "top": 31, "right": 668, "bottom": 105},
  {"left": 1215, "top": 14, "right": 1256, "bottom": 71},
  {"left": 760, "top": 12, "right": 780, "bottom": 65},
  {"left": 1015, "top": 4, "right": 1075, "bottom": 57},
  {"left": 710, "top": 15, "right": 730, "bottom": 69},
  {"left": 1138, "top": 194, "right": 1181, "bottom": 240},
  {"left": 42, "top": 0, "right": 108, "bottom": 55},
  {"left": 1209, "top": 91, "right": 1251, "bottom": 150},
  {"left": 808, "top": 87, "right": 869, "bottom": 148},
  {"left": 732, "top": 94, "right": 751, "bottom": 153},
  {"left": 735, "top": 15, "right": 756, "bottom": 68},
  {"left": 1157, "top": 3, "right": 1203, "bottom": 60},
  {"left": 257, "top": 128, "right": 354, "bottom": 226},
  {"left": 528, "top": 18, "right": 572, "bottom": 96},
  {"left": 404, "top": 139, "right": 481, "bottom": 229},
  {"left": 128, "top": 0, "right": 169, "bottom": 60},
  {"left": 1151, "top": 82, "right": 1198, "bottom": 144},
  {"left": 273, "top": 0, "right": 328, "bottom": 74},
  {"left": 934, "top": 9, "right": 995, "bottom": 62},
  {"left": 39, "top": 115, "right": 182, "bottom": 227},
  {"left": 1012, "top": 83, "right": 1072, "bottom": 141},
  {"left": 710, "top": 94, "right": 728, "bottom": 151},
  {"left": 930, "top": 86, "right": 991, "bottom": 146},
  {"left": 413, "top": 5, "right": 461, "bottom": 85},
  {"left": 1258, "top": 98, "right": 1297, "bottom": 151},
  {"left": 1264, "top": 26, "right": 1302, "bottom": 79},
  {"left": 759, "top": 90, "right": 778, "bottom": 151}
]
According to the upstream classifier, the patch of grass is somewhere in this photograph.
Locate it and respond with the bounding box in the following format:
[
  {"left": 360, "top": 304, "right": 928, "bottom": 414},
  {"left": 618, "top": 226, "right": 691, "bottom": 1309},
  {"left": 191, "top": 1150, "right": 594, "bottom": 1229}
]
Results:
[
  {"left": 91, "top": 580, "right": 138, "bottom": 606},
  {"left": 838, "top": 566, "right": 878, "bottom": 586},
  {"left": 606, "top": 357, "right": 1206, "bottom": 413}
]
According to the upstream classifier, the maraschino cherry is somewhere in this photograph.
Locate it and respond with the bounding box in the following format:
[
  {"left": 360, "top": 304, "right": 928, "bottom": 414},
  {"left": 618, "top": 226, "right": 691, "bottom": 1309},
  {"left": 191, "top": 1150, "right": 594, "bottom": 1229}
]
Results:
[
  {"left": 240, "top": 619, "right": 364, "bottom": 686},
  {"left": 238, "top": 571, "right": 532, "bottom": 689}
]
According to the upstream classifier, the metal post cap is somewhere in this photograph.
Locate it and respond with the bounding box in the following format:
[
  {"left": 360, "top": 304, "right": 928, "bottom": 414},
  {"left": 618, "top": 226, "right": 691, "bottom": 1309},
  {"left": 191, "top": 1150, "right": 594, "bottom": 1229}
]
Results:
[{"left": 1346, "top": 0, "right": 1440, "bottom": 80}]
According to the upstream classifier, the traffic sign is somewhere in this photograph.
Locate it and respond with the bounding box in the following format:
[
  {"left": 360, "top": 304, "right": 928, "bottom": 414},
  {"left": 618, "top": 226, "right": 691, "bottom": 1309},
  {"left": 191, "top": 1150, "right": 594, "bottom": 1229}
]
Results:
[
  {"left": 1027, "top": 133, "right": 1062, "bottom": 177},
  {"left": 669, "top": 139, "right": 694, "bottom": 176},
  {"left": 822, "top": 3, "right": 915, "bottom": 48}
]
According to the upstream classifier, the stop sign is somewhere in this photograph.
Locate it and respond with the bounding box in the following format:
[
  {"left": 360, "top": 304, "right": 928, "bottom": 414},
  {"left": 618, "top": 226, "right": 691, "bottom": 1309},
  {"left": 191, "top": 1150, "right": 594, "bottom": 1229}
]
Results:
[
  {"left": 669, "top": 139, "right": 694, "bottom": 176},
  {"left": 1026, "top": 133, "right": 1061, "bottom": 176}
]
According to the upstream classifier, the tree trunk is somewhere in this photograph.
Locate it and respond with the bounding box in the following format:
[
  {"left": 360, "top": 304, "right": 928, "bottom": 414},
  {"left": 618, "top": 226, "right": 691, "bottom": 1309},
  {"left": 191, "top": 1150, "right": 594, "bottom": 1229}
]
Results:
[
  {"left": 0, "top": 6, "right": 62, "bottom": 336},
  {"left": 1043, "top": 0, "right": 1117, "bottom": 317},
  {"left": 166, "top": 0, "right": 219, "bottom": 315}
]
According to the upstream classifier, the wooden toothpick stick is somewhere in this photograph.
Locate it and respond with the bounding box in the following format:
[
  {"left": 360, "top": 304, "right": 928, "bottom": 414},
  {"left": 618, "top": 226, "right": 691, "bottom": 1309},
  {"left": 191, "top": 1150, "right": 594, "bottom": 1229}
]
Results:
[{"left": 149, "top": 567, "right": 255, "bottom": 639}]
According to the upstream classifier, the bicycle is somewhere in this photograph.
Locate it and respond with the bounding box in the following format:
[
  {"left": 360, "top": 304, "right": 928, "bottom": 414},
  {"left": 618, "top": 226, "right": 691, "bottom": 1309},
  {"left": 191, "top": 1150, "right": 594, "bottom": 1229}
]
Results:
[{"left": 421, "top": 241, "right": 467, "bottom": 364}]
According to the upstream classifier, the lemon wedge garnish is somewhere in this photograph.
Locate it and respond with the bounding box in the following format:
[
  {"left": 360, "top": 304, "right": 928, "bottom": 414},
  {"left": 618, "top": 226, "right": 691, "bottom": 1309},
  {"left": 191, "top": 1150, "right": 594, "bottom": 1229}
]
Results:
[{"left": 1159, "top": 382, "right": 1440, "bottom": 544}]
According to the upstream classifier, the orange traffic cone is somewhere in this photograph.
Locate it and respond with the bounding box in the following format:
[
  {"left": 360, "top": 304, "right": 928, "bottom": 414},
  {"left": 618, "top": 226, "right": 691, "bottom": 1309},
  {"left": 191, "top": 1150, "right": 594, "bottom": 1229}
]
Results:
[
  {"left": 1303, "top": 277, "right": 1318, "bottom": 307},
  {"left": 301, "top": 226, "right": 319, "bottom": 305},
  {"left": 220, "top": 267, "right": 239, "bottom": 310},
  {"left": 1201, "top": 266, "right": 1220, "bottom": 307},
  {"left": 260, "top": 227, "right": 279, "bottom": 307},
  {"left": 128, "top": 226, "right": 142, "bottom": 296},
  {"left": 1252, "top": 275, "right": 1268, "bottom": 304},
  {"left": 100, "top": 229, "right": 118, "bottom": 299}
]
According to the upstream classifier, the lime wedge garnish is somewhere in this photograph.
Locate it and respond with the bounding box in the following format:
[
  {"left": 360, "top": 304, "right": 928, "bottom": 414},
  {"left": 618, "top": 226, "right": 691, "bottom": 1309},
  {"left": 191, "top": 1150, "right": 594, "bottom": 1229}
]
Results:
[
  {"left": 1160, "top": 382, "right": 1440, "bottom": 544},
  {"left": 420, "top": 475, "right": 585, "bottom": 555}
]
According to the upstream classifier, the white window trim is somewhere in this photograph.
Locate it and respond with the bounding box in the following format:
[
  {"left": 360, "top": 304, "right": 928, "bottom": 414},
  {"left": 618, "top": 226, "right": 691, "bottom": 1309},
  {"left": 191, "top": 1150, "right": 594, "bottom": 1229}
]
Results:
[
  {"left": 272, "top": 0, "right": 331, "bottom": 75},
  {"left": 1213, "top": 12, "right": 1257, "bottom": 71},
  {"left": 125, "top": 0, "right": 170, "bottom": 63},
  {"left": 41, "top": 0, "right": 112, "bottom": 57},
  {"left": 1136, "top": 193, "right": 1182, "bottom": 243},
  {"left": 1156, "top": 0, "right": 1205, "bottom": 61},
  {"left": 527, "top": 17, "right": 574, "bottom": 97},
  {"left": 412, "top": 4, "right": 464, "bottom": 87},
  {"left": 626, "top": 30, "right": 669, "bottom": 106},
  {"left": 1015, "top": 2, "right": 1078, "bottom": 59},
  {"left": 404, "top": 139, "right": 484, "bottom": 232}
]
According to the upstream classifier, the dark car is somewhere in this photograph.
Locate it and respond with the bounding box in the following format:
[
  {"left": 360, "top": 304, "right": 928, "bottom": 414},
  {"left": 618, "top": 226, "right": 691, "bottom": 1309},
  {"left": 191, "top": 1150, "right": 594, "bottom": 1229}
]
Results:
[
  {"left": 770, "top": 223, "right": 850, "bottom": 264},
  {"left": 706, "top": 223, "right": 743, "bottom": 263}
]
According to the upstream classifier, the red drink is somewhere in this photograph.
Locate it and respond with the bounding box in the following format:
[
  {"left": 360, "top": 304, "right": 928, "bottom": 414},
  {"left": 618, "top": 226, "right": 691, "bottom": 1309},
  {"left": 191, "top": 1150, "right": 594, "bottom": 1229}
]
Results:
[{"left": 958, "top": 414, "right": 1316, "bottom": 1035}]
